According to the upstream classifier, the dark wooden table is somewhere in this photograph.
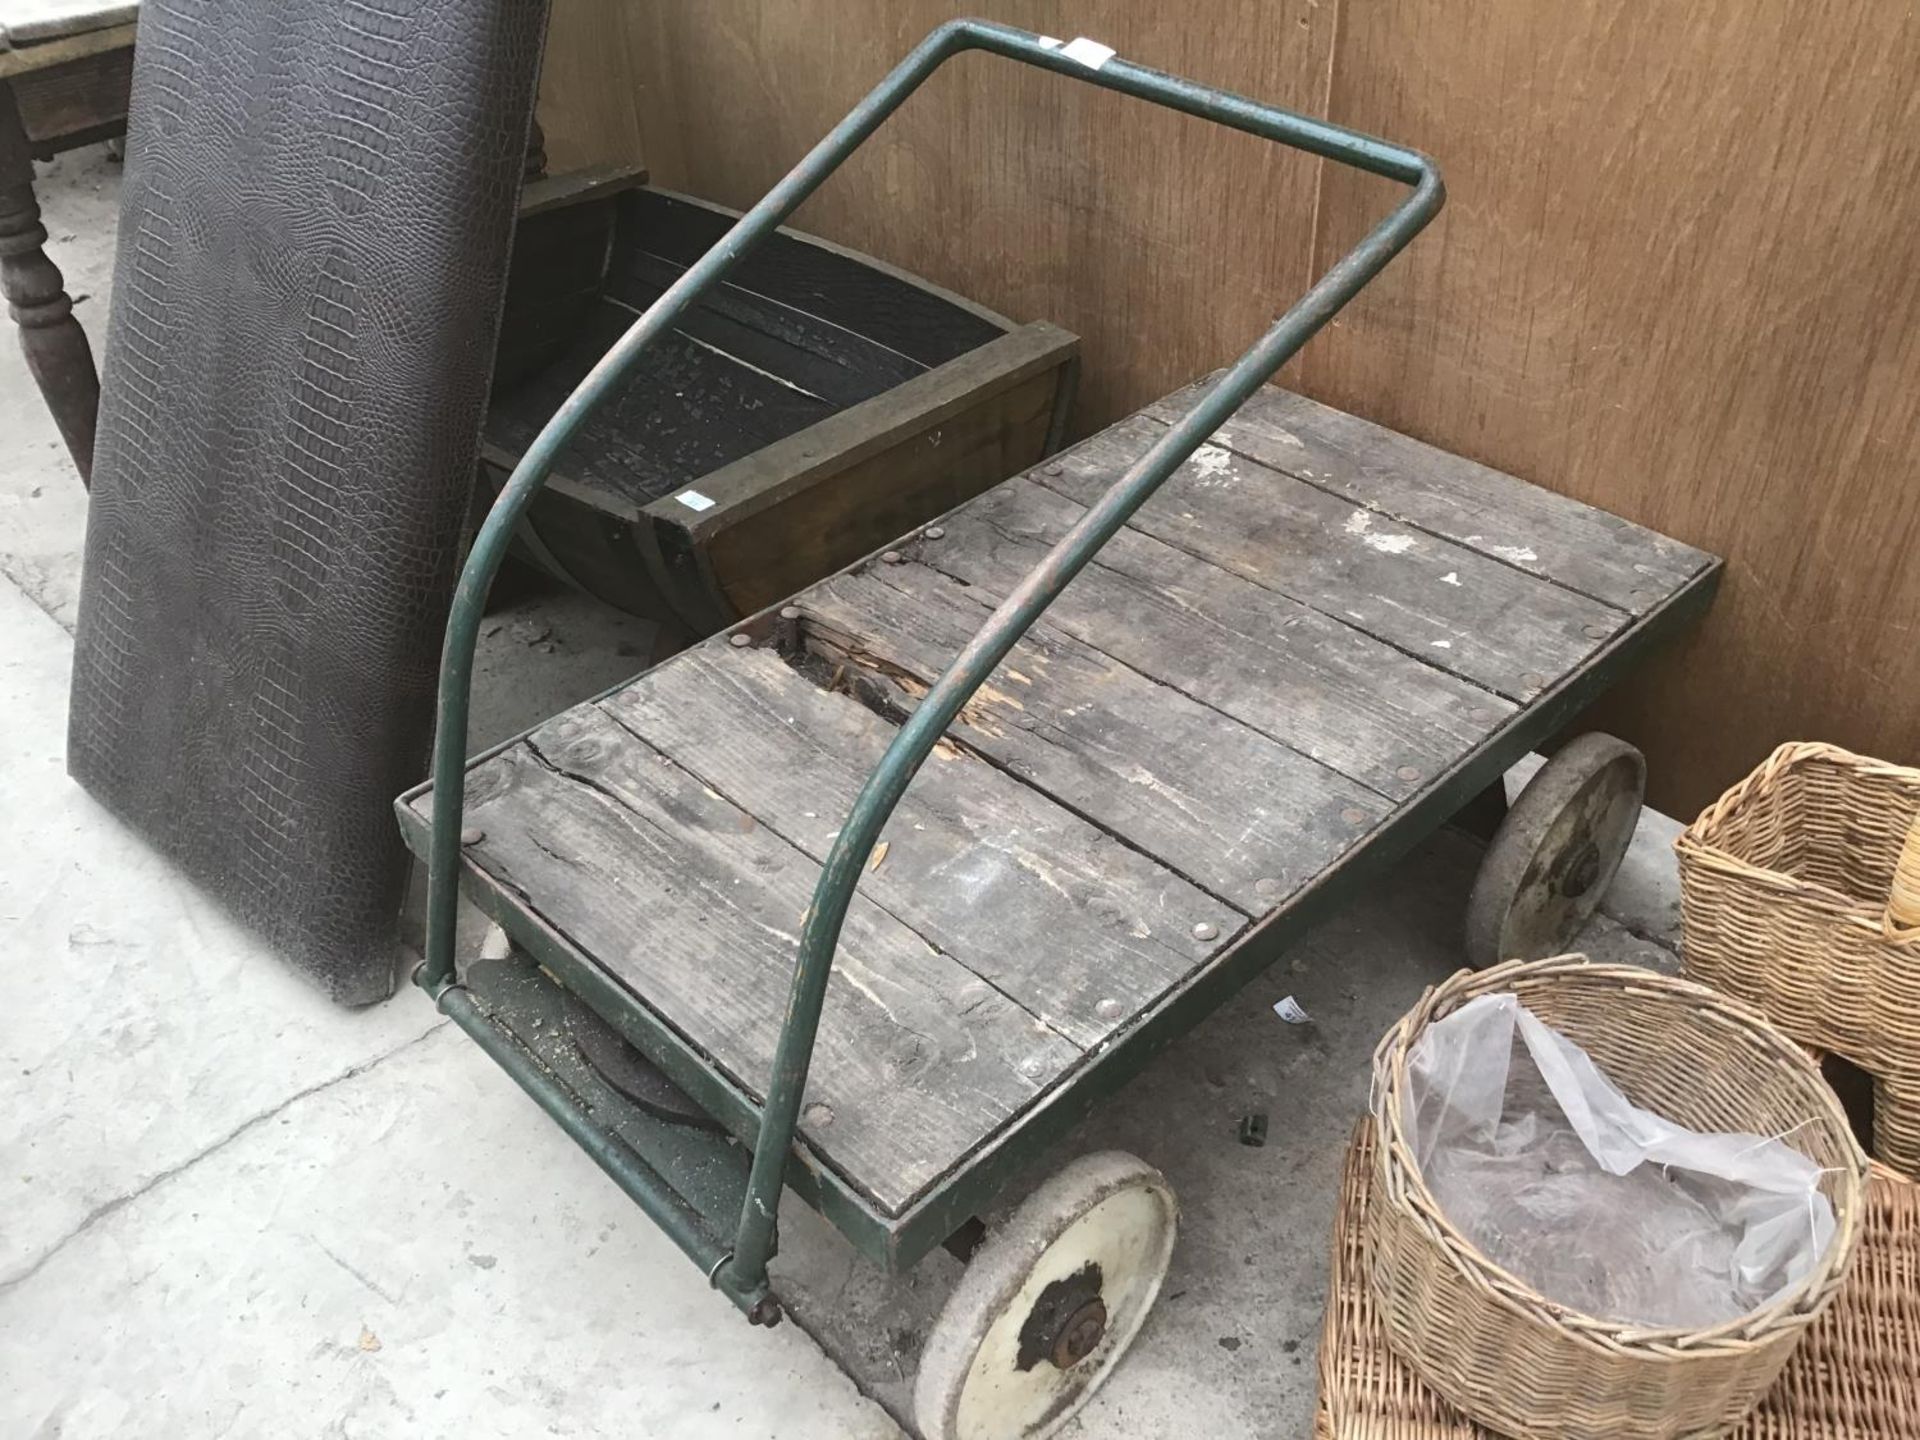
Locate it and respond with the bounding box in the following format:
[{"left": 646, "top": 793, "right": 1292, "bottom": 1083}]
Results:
[{"left": 1, "top": 8, "right": 136, "bottom": 484}]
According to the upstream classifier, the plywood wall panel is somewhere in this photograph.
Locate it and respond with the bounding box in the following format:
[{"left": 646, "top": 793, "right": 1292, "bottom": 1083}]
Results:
[
  {"left": 536, "top": 0, "right": 648, "bottom": 173},
  {"left": 544, "top": 1, "right": 1920, "bottom": 818},
  {"left": 1304, "top": 0, "right": 1920, "bottom": 814},
  {"left": 626, "top": 2, "right": 1338, "bottom": 428}
]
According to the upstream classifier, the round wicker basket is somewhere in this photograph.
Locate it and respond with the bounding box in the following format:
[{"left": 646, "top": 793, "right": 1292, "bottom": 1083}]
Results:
[{"left": 1366, "top": 956, "right": 1867, "bottom": 1440}]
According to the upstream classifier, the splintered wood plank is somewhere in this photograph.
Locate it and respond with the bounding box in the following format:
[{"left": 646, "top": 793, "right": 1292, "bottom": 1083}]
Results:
[
  {"left": 430, "top": 708, "right": 1079, "bottom": 1214},
  {"left": 799, "top": 563, "right": 1391, "bottom": 914},
  {"left": 1144, "top": 380, "right": 1713, "bottom": 614},
  {"left": 1032, "top": 416, "right": 1626, "bottom": 701},
  {"left": 603, "top": 647, "right": 1237, "bottom": 1049},
  {"left": 912, "top": 478, "right": 1514, "bottom": 801}
]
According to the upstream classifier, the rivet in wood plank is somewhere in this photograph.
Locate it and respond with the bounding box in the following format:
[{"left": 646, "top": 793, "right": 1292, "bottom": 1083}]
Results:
[
  {"left": 881, "top": 550, "right": 904, "bottom": 565},
  {"left": 1341, "top": 807, "right": 1370, "bottom": 826},
  {"left": 730, "top": 632, "right": 753, "bottom": 647},
  {"left": 1193, "top": 921, "right": 1219, "bottom": 942},
  {"left": 1396, "top": 766, "right": 1422, "bottom": 784},
  {"left": 1521, "top": 671, "right": 1547, "bottom": 690},
  {"left": 1044, "top": 461, "right": 1064, "bottom": 476},
  {"left": 923, "top": 525, "right": 945, "bottom": 541},
  {"left": 1095, "top": 998, "right": 1124, "bottom": 1021},
  {"left": 1583, "top": 623, "right": 1611, "bottom": 640},
  {"left": 780, "top": 606, "right": 802, "bottom": 621},
  {"left": 460, "top": 826, "right": 485, "bottom": 846},
  {"left": 1471, "top": 707, "right": 1501, "bottom": 723},
  {"left": 1019, "top": 1054, "right": 1048, "bottom": 1079},
  {"left": 1254, "top": 877, "right": 1284, "bottom": 902},
  {"left": 804, "top": 1102, "right": 835, "bottom": 1128}
]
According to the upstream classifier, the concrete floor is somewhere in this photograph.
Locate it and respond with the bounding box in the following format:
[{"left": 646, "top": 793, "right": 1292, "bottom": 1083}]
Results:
[{"left": 0, "top": 148, "right": 1687, "bottom": 1439}]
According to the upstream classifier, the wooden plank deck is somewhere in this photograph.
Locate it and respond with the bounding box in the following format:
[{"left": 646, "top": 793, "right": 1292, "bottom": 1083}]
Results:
[{"left": 415, "top": 383, "right": 1717, "bottom": 1221}]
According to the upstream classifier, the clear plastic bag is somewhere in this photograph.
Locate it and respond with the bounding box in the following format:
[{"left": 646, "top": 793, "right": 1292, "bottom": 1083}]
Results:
[{"left": 1401, "top": 992, "right": 1835, "bottom": 1330}]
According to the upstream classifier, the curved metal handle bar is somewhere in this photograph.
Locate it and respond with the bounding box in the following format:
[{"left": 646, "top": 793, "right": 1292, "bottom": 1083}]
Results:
[{"left": 417, "top": 18, "right": 1442, "bottom": 1307}]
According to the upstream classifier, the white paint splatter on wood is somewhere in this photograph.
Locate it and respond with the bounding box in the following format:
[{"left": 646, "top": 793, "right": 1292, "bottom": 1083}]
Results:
[
  {"left": 1344, "top": 510, "right": 1417, "bottom": 555},
  {"left": 1188, "top": 443, "right": 1235, "bottom": 485},
  {"left": 1464, "top": 534, "right": 1541, "bottom": 565}
]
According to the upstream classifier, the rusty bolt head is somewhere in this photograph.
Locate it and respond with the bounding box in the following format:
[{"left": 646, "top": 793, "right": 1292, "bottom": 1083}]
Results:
[
  {"left": 881, "top": 550, "right": 904, "bottom": 565},
  {"left": 1193, "top": 921, "right": 1219, "bottom": 942},
  {"left": 730, "top": 632, "right": 753, "bottom": 648},
  {"left": 1051, "top": 1298, "right": 1109, "bottom": 1369},
  {"left": 1095, "top": 998, "right": 1124, "bottom": 1021},
  {"left": 1341, "top": 807, "right": 1370, "bottom": 826},
  {"left": 780, "top": 606, "right": 802, "bottom": 621},
  {"left": 1521, "top": 671, "right": 1547, "bottom": 690},
  {"left": 1397, "top": 765, "right": 1422, "bottom": 784},
  {"left": 923, "top": 525, "right": 946, "bottom": 541},
  {"left": 804, "top": 1101, "right": 835, "bottom": 1128},
  {"left": 1583, "top": 623, "right": 1611, "bottom": 640},
  {"left": 459, "top": 826, "right": 485, "bottom": 846}
]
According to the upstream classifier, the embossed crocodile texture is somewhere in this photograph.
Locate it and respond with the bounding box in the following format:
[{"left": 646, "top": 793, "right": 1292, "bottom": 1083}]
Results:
[{"left": 68, "top": 0, "right": 550, "bottom": 1004}]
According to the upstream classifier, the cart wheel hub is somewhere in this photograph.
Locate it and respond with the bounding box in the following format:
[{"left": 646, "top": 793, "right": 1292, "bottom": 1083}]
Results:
[
  {"left": 1556, "top": 839, "right": 1602, "bottom": 897},
  {"left": 1049, "top": 1298, "right": 1108, "bottom": 1369}
]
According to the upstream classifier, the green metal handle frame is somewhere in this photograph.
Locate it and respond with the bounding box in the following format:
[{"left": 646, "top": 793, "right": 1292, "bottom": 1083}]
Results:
[{"left": 419, "top": 18, "right": 1442, "bottom": 1318}]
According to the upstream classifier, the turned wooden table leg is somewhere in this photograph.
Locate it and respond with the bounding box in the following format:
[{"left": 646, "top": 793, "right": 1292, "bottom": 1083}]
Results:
[{"left": 0, "top": 83, "right": 99, "bottom": 486}]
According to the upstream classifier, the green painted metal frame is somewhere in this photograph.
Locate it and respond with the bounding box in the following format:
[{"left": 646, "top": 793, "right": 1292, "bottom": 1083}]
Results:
[{"left": 419, "top": 19, "right": 1445, "bottom": 1320}]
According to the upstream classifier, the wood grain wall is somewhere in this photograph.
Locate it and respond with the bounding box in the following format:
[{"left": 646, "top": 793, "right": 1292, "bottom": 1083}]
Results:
[
  {"left": 1303, "top": 2, "right": 1920, "bottom": 815},
  {"left": 535, "top": 0, "right": 648, "bottom": 174},
  {"left": 541, "top": 2, "right": 1920, "bottom": 816},
  {"left": 621, "top": 1, "right": 1339, "bottom": 426}
]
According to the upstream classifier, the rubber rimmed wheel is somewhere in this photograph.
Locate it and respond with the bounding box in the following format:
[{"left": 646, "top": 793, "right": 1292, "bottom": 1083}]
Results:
[
  {"left": 913, "top": 1152, "right": 1177, "bottom": 1440},
  {"left": 1463, "top": 733, "right": 1646, "bottom": 969}
]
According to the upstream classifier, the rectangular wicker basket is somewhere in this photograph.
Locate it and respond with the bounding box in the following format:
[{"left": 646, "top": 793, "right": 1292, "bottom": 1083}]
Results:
[{"left": 1677, "top": 742, "right": 1920, "bottom": 1174}]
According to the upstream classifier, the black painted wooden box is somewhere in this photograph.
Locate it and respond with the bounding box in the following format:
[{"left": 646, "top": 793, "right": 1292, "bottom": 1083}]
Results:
[{"left": 485, "top": 175, "right": 1079, "bottom": 637}]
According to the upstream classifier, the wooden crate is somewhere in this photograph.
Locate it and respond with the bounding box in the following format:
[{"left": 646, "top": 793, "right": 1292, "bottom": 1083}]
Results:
[{"left": 483, "top": 179, "right": 1078, "bottom": 635}]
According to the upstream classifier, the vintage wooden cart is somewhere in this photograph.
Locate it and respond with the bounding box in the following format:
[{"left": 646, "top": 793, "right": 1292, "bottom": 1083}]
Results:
[
  {"left": 400, "top": 24, "right": 1720, "bottom": 1440},
  {"left": 484, "top": 173, "right": 1078, "bottom": 639}
]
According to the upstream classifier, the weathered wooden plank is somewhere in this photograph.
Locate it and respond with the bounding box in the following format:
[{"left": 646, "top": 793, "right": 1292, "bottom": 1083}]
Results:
[
  {"left": 604, "top": 647, "right": 1238, "bottom": 1048},
  {"left": 800, "top": 562, "right": 1392, "bottom": 914},
  {"left": 912, "top": 478, "right": 1514, "bottom": 801},
  {"left": 1033, "top": 416, "right": 1625, "bottom": 701},
  {"left": 699, "top": 347, "right": 1067, "bottom": 620},
  {"left": 1144, "top": 380, "right": 1711, "bottom": 614},
  {"left": 431, "top": 708, "right": 1079, "bottom": 1214}
]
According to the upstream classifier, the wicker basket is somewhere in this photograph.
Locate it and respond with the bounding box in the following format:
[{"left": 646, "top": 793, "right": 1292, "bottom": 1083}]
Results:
[
  {"left": 1367, "top": 957, "right": 1867, "bottom": 1440},
  {"left": 1677, "top": 742, "right": 1920, "bottom": 1175},
  {"left": 1319, "top": 1123, "right": 1919, "bottom": 1440}
]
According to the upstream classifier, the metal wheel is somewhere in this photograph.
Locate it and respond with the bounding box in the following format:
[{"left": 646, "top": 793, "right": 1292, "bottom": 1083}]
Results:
[
  {"left": 1463, "top": 732, "right": 1645, "bottom": 968},
  {"left": 913, "top": 1152, "right": 1178, "bottom": 1440}
]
